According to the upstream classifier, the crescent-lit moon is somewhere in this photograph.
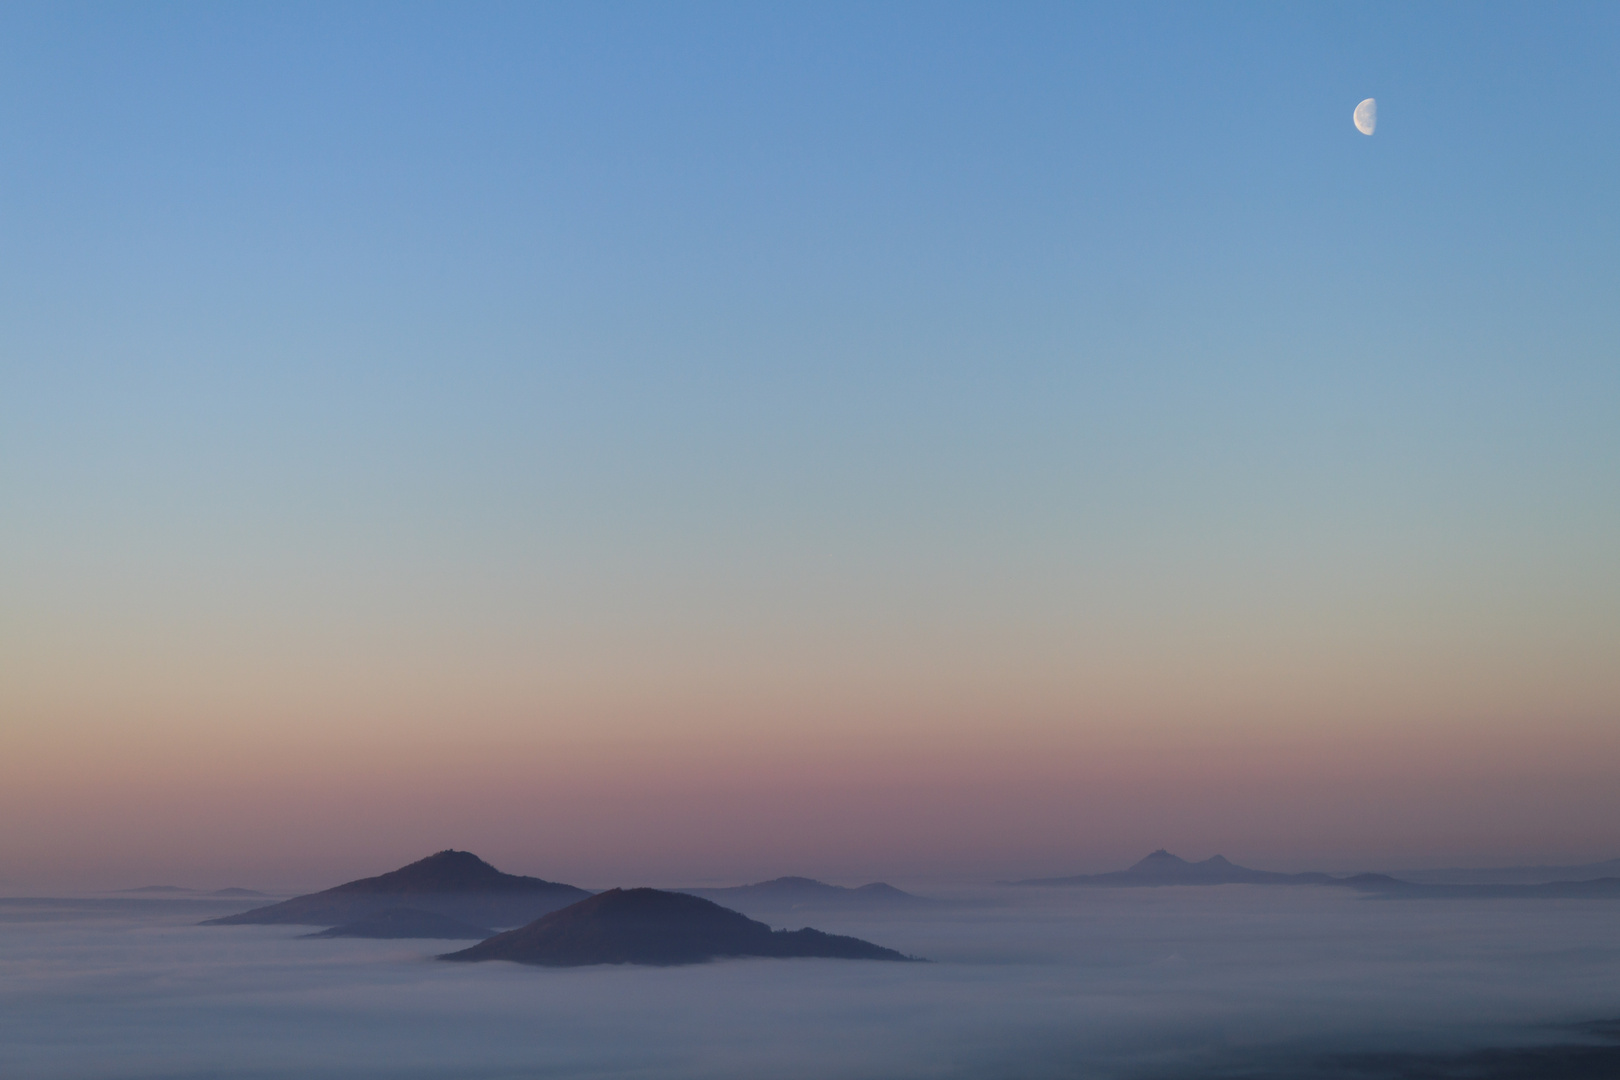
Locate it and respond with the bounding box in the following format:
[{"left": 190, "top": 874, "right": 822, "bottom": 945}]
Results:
[{"left": 1354, "top": 98, "right": 1377, "bottom": 135}]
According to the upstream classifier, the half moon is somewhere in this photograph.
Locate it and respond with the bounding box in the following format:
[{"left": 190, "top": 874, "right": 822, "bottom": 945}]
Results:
[{"left": 1354, "top": 98, "right": 1377, "bottom": 135}]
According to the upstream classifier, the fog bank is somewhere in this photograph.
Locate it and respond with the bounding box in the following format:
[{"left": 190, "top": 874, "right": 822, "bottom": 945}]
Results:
[{"left": 4, "top": 887, "right": 1620, "bottom": 1078}]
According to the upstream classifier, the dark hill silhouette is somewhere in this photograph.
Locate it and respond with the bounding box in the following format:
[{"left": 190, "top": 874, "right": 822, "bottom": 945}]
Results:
[
  {"left": 440, "top": 888, "right": 918, "bottom": 967},
  {"left": 304, "top": 907, "right": 495, "bottom": 940},
  {"left": 1010, "top": 852, "right": 1620, "bottom": 899},
  {"left": 1012, "top": 850, "right": 1340, "bottom": 887},
  {"left": 679, "top": 876, "right": 932, "bottom": 912},
  {"left": 203, "top": 851, "right": 590, "bottom": 929}
]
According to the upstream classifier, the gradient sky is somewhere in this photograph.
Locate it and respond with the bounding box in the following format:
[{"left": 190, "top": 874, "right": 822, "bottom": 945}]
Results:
[{"left": 4, "top": 2, "right": 1618, "bottom": 892}]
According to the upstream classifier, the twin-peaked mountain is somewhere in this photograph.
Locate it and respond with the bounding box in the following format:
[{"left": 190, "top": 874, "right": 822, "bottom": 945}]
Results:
[{"left": 203, "top": 850, "right": 591, "bottom": 931}]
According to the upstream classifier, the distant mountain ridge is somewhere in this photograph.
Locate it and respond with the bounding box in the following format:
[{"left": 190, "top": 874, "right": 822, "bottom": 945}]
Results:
[
  {"left": 678, "top": 876, "right": 930, "bottom": 912},
  {"left": 203, "top": 851, "right": 591, "bottom": 929},
  {"left": 1012, "top": 849, "right": 1346, "bottom": 887},
  {"left": 441, "top": 888, "right": 918, "bottom": 967},
  {"left": 1011, "top": 850, "right": 1620, "bottom": 899}
]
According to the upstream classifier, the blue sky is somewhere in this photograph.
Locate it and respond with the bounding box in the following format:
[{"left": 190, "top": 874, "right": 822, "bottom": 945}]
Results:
[{"left": 3, "top": 2, "right": 1619, "bottom": 885}]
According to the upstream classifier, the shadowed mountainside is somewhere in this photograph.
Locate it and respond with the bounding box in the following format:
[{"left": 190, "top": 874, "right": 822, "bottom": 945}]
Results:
[
  {"left": 440, "top": 888, "right": 919, "bottom": 967},
  {"left": 303, "top": 907, "right": 495, "bottom": 940},
  {"left": 203, "top": 851, "right": 590, "bottom": 929}
]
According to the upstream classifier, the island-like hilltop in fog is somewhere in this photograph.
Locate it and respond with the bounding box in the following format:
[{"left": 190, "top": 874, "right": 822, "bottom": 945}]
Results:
[
  {"left": 203, "top": 850, "right": 590, "bottom": 931},
  {"left": 1011, "top": 849, "right": 1620, "bottom": 898},
  {"left": 1012, "top": 849, "right": 1373, "bottom": 887},
  {"left": 440, "top": 888, "right": 918, "bottom": 966}
]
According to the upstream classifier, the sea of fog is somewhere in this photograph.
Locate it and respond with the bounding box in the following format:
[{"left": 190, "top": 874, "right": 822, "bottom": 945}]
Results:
[{"left": 4, "top": 886, "right": 1620, "bottom": 1079}]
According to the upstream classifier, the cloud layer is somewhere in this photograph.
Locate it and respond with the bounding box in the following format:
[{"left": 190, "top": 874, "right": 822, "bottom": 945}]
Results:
[{"left": 5, "top": 887, "right": 1620, "bottom": 1078}]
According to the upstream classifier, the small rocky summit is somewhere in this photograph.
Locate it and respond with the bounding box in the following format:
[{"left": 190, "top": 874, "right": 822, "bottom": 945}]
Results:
[{"left": 439, "top": 888, "right": 919, "bottom": 967}]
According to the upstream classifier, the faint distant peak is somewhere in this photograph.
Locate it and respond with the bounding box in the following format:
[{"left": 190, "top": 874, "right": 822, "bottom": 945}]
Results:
[
  {"left": 675, "top": 875, "right": 931, "bottom": 909},
  {"left": 1009, "top": 850, "right": 1342, "bottom": 888}
]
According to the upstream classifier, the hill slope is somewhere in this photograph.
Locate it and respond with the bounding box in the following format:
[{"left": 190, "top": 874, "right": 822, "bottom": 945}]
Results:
[
  {"left": 304, "top": 907, "right": 496, "bottom": 940},
  {"left": 204, "top": 851, "right": 590, "bottom": 929},
  {"left": 440, "top": 888, "right": 918, "bottom": 967}
]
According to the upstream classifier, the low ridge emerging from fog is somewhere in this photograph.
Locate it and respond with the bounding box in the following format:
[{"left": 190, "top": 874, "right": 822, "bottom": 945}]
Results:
[
  {"left": 1012, "top": 850, "right": 1620, "bottom": 898},
  {"left": 1017, "top": 854, "right": 1360, "bottom": 887},
  {"left": 677, "top": 876, "right": 931, "bottom": 913},
  {"left": 203, "top": 851, "right": 590, "bottom": 929},
  {"left": 1012, "top": 850, "right": 1396, "bottom": 888},
  {"left": 440, "top": 888, "right": 918, "bottom": 966}
]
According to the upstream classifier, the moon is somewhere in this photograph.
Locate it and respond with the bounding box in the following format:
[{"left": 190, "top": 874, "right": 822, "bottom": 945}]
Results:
[{"left": 1354, "top": 98, "right": 1377, "bottom": 135}]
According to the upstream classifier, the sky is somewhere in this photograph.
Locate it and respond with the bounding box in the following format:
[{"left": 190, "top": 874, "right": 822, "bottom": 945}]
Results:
[{"left": 3, "top": 1, "right": 1618, "bottom": 892}]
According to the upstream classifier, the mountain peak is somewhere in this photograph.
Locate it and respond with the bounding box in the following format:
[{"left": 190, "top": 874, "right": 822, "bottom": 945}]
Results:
[
  {"left": 440, "top": 888, "right": 916, "bottom": 966},
  {"left": 332, "top": 850, "right": 508, "bottom": 893},
  {"left": 201, "top": 851, "right": 592, "bottom": 929}
]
